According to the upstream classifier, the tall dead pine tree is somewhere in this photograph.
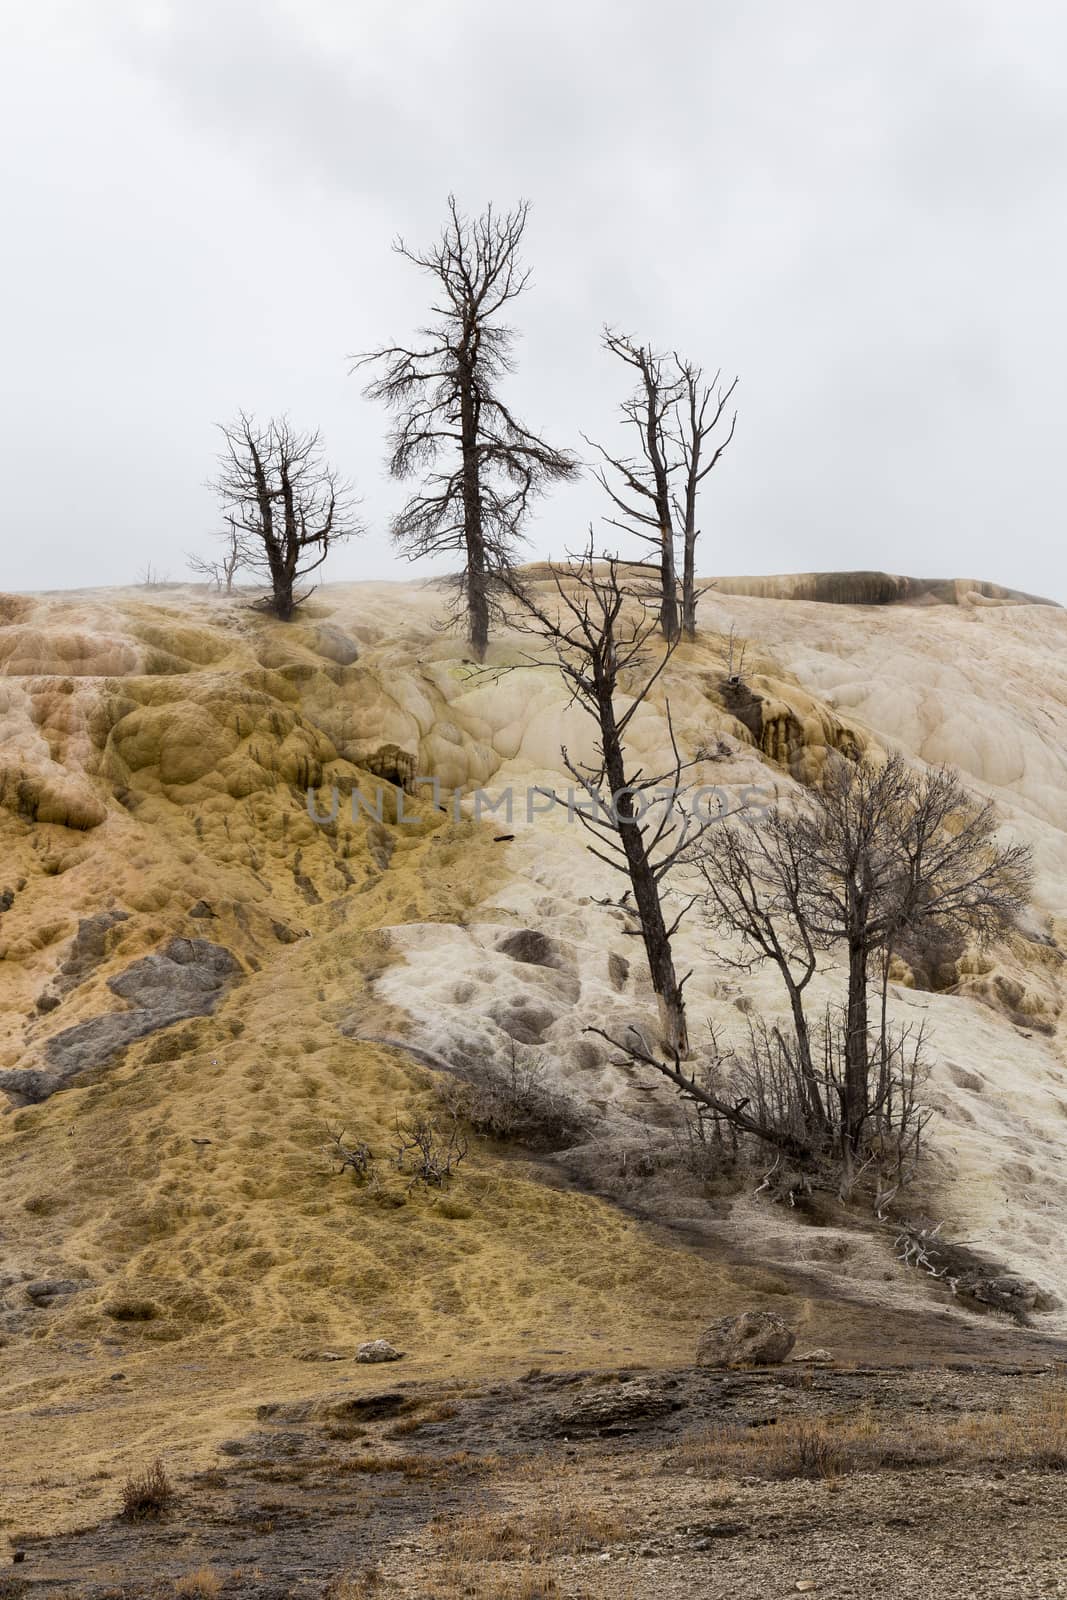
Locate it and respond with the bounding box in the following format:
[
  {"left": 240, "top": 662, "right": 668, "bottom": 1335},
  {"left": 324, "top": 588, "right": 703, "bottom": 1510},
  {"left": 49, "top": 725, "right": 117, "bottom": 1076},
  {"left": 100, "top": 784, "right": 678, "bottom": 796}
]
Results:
[
  {"left": 357, "top": 197, "right": 579, "bottom": 661},
  {"left": 507, "top": 551, "right": 721, "bottom": 1055},
  {"left": 588, "top": 332, "right": 681, "bottom": 641},
  {"left": 589, "top": 335, "right": 737, "bottom": 643},
  {"left": 672, "top": 361, "right": 737, "bottom": 640}
]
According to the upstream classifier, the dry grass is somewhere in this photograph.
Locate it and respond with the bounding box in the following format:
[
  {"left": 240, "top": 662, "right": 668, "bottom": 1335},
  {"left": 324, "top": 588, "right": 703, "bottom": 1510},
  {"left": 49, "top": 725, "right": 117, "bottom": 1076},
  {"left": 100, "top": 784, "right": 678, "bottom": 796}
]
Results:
[
  {"left": 323, "top": 1573, "right": 384, "bottom": 1600},
  {"left": 945, "top": 1387, "right": 1067, "bottom": 1469},
  {"left": 174, "top": 1569, "right": 223, "bottom": 1599},
  {"left": 431, "top": 1495, "right": 623, "bottom": 1563},
  {"left": 672, "top": 1385, "right": 1067, "bottom": 1481},
  {"left": 120, "top": 1457, "right": 174, "bottom": 1520},
  {"left": 386, "top": 1400, "right": 460, "bottom": 1437},
  {"left": 425, "top": 1563, "right": 559, "bottom": 1600},
  {"left": 337, "top": 1449, "right": 489, "bottom": 1482}
]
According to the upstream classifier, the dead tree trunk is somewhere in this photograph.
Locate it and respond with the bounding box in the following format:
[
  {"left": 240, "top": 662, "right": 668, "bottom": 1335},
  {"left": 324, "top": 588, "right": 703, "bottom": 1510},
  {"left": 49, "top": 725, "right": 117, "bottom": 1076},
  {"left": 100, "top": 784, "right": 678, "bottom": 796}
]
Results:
[
  {"left": 458, "top": 356, "right": 491, "bottom": 660},
  {"left": 505, "top": 550, "right": 724, "bottom": 1058},
  {"left": 587, "top": 332, "right": 682, "bottom": 642},
  {"left": 597, "top": 650, "right": 689, "bottom": 1054},
  {"left": 843, "top": 936, "right": 871, "bottom": 1149},
  {"left": 672, "top": 361, "right": 737, "bottom": 641}
]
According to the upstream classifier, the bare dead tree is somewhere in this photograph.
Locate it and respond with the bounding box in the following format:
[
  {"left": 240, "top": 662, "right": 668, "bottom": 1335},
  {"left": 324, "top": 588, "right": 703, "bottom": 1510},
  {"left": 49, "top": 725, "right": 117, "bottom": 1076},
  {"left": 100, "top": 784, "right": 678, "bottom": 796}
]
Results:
[
  {"left": 504, "top": 548, "right": 727, "bottom": 1055},
  {"left": 724, "top": 624, "right": 748, "bottom": 682},
  {"left": 698, "top": 813, "right": 830, "bottom": 1144},
  {"left": 356, "top": 197, "right": 579, "bottom": 661},
  {"left": 210, "top": 414, "right": 361, "bottom": 621},
  {"left": 587, "top": 332, "right": 682, "bottom": 641},
  {"left": 593, "top": 752, "right": 1031, "bottom": 1191},
  {"left": 588, "top": 336, "right": 737, "bottom": 643},
  {"left": 772, "top": 754, "right": 1032, "bottom": 1152},
  {"left": 137, "top": 563, "right": 171, "bottom": 588},
  {"left": 671, "top": 361, "right": 737, "bottom": 640},
  {"left": 187, "top": 518, "right": 244, "bottom": 594}
]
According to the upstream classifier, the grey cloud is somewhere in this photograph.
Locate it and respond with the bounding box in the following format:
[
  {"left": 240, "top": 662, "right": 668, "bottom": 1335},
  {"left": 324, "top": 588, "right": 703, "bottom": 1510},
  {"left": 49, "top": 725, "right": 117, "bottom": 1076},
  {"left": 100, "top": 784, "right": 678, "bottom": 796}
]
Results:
[{"left": 2, "top": 0, "right": 1065, "bottom": 600}]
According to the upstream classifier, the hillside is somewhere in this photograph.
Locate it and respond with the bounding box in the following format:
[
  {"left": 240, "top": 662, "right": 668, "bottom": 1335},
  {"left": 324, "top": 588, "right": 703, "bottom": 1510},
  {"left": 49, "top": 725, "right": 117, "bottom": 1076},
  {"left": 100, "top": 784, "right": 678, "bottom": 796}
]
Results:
[{"left": 1, "top": 572, "right": 1066, "bottom": 1558}]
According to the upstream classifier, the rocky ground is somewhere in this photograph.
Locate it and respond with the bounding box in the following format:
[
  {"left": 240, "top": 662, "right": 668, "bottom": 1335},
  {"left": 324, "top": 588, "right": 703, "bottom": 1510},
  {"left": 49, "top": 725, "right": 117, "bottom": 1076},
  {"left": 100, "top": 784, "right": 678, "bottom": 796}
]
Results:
[{"left": 7, "top": 1351, "right": 1067, "bottom": 1599}]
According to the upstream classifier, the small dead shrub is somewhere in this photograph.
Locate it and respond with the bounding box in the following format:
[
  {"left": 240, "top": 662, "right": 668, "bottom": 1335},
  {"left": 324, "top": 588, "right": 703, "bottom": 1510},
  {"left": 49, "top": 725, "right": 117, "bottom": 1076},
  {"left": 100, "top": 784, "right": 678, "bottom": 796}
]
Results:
[
  {"left": 174, "top": 1569, "right": 223, "bottom": 1599},
  {"left": 443, "top": 1045, "right": 590, "bottom": 1151},
  {"left": 323, "top": 1125, "right": 375, "bottom": 1182},
  {"left": 121, "top": 1457, "right": 174, "bottom": 1520},
  {"left": 673, "top": 1099, "right": 740, "bottom": 1181},
  {"left": 394, "top": 1113, "right": 467, "bottom": 1188}
]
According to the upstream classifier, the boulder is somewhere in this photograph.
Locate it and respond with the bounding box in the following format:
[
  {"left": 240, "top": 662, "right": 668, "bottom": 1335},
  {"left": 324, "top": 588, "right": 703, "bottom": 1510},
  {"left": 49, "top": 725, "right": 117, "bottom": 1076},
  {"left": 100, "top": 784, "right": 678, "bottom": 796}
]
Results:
[
  {"left": 356, "top": 1339, "right": 403, "bottom": 1364},
  {"left": 25, "top": 1278, "right": 85, "bottom": 1308},
  {"left": 696, "top": 1310, "right": 796, "bottom": 1368}
]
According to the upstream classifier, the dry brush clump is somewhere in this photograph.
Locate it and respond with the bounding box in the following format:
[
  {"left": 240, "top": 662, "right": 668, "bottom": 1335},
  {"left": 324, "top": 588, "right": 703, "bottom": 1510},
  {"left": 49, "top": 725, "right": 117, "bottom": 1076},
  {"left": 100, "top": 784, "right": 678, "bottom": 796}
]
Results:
[
  {"left": 174, "top": 1569, "right": 223, "bottom": 1599},
  {"left": 432, "top": 1499, "right": 622, "bottom": 1560},
  {"left": 120, "top": 1456, "right": 174, "bottom": 1520},
  {"left": 333, "top": 1448, "right": 491, "bottom": 1483},
  {"left": 322, "top": 1111, "right": 468, "bottom": 1202},
  {"left": 394, "top": 1112, "right": 468, "bottom": 1188},
  {"left": 441, "top": 1045, "right": 591, "bottom": 1151},
  {"left": 423, "top": 1561, "right": 560, "bottom": 1600}
]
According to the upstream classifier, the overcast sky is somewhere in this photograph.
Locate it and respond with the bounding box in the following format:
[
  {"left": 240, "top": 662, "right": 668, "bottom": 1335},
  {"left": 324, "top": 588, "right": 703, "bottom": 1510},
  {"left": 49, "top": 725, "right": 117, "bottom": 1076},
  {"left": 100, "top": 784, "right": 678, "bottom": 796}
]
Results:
[{"left": 4, "top": 0, "right": 1066, "bottom": 601}]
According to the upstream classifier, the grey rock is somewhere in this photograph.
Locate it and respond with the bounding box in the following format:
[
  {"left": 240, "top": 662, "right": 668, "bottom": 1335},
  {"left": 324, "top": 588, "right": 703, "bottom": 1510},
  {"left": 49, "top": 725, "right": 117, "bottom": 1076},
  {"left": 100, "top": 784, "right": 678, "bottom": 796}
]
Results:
[
  {"left": 107, "top": 937, "right": 239, "bottom": 1009},
  {"left": 967, "top": 1274, "right": 1045, "bottom": 1315},
  {"left": 497, "top": 929, "right": 560, "bottom": 969},
  {"left": 696, "top": 1310, "right": 796, "bottom": 1368},
  {"left": 2, "top": 939, "right": 240, "bottom": 1105},
  {"left": 306, "top": 623, "right": 360, "bottom": 666},
  {"left": 34, "top": 909, "right": 131, "bottom": 1015},
  {"left": 355, "top": 1339, "right": 403, "bottom": 1364},
  {"left": 60, "top": 911, "right": 130, "bottom": 989},
  {"left": 692, "top": 1522, "right": 749, "bottom": 1545},
  {"left": 25, "top": 1278, "right": 85, "bottom": 1308},
  {"left": 548, "top": 1382, "right": 680, "bottom": 1435}
]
